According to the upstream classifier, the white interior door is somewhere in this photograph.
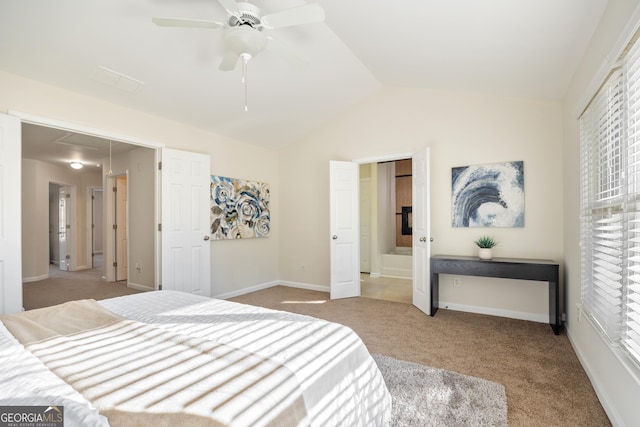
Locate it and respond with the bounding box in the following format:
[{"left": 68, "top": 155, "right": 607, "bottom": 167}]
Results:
[
  {"left": 161, "top": 148, "right": 211, "bottom": 296},
  {"left": 115, "top": 176, "right": 128, "bottom": 281},
  {"left": 330, "top": 160, "right": 360, "bottom": 299},
  {"left": 59, "top": 187, "right": 69, "bottom": 271},
  {"left": 92, "top": 189, "right": 103, "bottom": 256},
  {"left": 412, "top": 147, "right": 431, "bottom": 315},
  {"left": 0, "top": 114, "right": 22, "bottom": 314}
]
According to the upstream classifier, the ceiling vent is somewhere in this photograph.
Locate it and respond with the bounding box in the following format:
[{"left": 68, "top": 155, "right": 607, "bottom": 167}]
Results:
[
  {"left": 92, "top": 66, "right": 144, "bottom": 93},
  {"left": 52, "top": 132, "right": 110, "bottom": 150}
]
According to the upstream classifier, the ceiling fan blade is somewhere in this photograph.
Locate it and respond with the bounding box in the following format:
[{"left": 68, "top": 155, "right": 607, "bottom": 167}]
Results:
[
  {"left": 152, "top": 17, "right": 225, "bottom": 29},
  {"left": 266, "top": 36, "right": 308, "bottom": 68},
  {"left": 217, "top": 0, "right": 241, "bottom": 18},
  {"left": 260, "top": 3, "right": 325, "bottom": 29},
  {"left": 219, "top": 51, "right": 240, "bottom": 71}
]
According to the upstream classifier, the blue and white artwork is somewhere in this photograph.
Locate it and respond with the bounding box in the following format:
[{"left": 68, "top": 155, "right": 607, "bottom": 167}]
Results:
[
  {"left": 210, "top": 175, "right": 270, "bottom": 239},
  {"left": 451, "top": 161, "right": 524, "bottom": 227}
]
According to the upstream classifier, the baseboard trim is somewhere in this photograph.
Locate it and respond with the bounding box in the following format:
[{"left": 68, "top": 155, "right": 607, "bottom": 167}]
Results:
[
  {"left": 127, "top": 282, "right": 154, "bottom": 292},
  {"left": 566, "top": 329, "right": 623, "bottom": 427},
  {"left": 439, "top": 301, "right": 548, "bottom": 323},
  {"left": 218, "top": 285, "right": 548, "bottom": 320},
  {"left": 214, "top": 281, "right": 280, "bottom": 300},
  {"left": 381, "top": 268, "right": 412, "bottom": 279},
  {"left": 22, "top": 274, "right": 49, "bottom": 283},
  {"left": 214, "top": 281, "right": 330, "bottom": 300},
  {"left": 279, "top": 281, "right": 330, "bottom": 293},
  {"left": 565, "top": 308, "right": 640, "bottom": 427}
]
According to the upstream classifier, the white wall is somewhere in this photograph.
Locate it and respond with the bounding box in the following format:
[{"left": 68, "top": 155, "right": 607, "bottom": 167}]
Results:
[
  {"left": 21, "top": 159, "right": 102, "bottom": 280},
  {"left": 1, "top": 70, "right": 279, "bottom": 296},
  {"left": 279, "top": 86, "right": 563, "bottom": 321},
  {"left": 101, "top": 147, "right": 156, "bottom": 289},
  {"left": 126, "top": 147, "right": 155, "bottom": 289},
  {"left": 376, "top": 162, "right": 395, "bottom": 258},
  {"left": 563, "top": 1, "right": 640, "bottom": 426}
]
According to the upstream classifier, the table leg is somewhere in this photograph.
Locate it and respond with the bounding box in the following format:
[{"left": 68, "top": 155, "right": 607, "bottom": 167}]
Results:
[
  {"left": 431, "top": 272, "right": 439, "bottom": 316},
  {"left": 549, "top": 280, "right": 560, "bottom": 335}
]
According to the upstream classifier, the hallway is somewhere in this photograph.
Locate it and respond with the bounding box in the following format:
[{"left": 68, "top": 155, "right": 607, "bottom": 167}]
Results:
[{"left": 23, "top": 259, "right": 143, "bottom": 310}]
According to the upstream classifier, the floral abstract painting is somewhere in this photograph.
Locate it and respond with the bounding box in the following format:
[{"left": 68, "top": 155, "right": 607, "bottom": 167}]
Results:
[
  {"left": 451, "top": 161, "right": 524, "bottom": 227},
  {"left": 210, "top": 175, "right": 270, "bottom": 239}
]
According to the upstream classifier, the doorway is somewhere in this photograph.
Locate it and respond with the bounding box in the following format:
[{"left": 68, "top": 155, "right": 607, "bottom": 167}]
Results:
[
  {"left": 330, "top": 147, "right": 431, "bottom": 314},
  {"left": 20, "top": 119, "right": 158, "bottom": 291},
  {"left": 48, "top": 182, "right": 75, "bottom": 271},
  {"left": 112, "top": 174, "right": 128, "bottom": 282},
  {"left": 90, "top": 188, "right": 104, "bottom": 269},
  {"left": 359, "top": 159, "right": 413, "bottom": 304}
]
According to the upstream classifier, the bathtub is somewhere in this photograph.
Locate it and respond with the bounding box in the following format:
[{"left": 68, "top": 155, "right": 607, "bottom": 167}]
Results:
[{"left": 381, "top": 247, "right": 413, "bottom": 278}]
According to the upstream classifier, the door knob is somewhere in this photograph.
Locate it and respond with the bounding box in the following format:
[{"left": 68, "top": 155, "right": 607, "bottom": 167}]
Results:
[
  {"left": 419, "top": 237, "right": 426, "bottom": 242},
  {"left": 332, "top": 235, "right": 338, "bottom": 240},
  {"left": 204, "top": 235, "right": 210, "bottom": 241},
  {"left": 430, "top": 237, "right": 434, "bottom": 242}
]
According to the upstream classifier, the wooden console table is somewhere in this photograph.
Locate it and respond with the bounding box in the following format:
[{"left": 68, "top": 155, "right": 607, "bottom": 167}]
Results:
[{"left": 430, "top": 255, "right": 561, "bottom": 334}]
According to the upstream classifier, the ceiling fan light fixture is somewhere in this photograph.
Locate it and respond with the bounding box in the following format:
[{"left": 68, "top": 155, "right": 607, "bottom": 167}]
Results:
[
  {"left": 151, "top": 1, "right": 325, "bottom": 112},
  {"left": 70, "top": 161, "right": 83, "bottom": 170},
  {"left": 224, "top": 26, "right": 267, "bottom": 57}
]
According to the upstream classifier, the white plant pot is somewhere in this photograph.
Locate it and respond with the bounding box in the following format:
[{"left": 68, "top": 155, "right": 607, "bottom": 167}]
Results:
[{"left": 478, "top": 248, "right": 493, "bottom": 260}]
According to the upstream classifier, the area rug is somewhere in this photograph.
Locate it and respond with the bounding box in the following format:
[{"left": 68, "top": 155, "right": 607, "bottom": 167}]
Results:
[{"left": 372, "top": 354, "right": 508, "bottom": 426}]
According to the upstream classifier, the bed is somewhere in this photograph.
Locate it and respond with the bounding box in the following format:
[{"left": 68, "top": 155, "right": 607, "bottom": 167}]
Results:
[{"left": 0, "top": 290, "right": 391, "bottom": 426}]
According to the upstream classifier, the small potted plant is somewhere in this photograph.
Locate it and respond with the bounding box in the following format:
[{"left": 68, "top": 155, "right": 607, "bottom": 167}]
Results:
[{"left": 474, "top": 236, "right": 498, "bottom": 260}]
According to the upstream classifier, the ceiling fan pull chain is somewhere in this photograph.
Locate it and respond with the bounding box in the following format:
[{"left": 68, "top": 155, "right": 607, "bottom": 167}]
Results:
[{"left": 242, "top": 53, "right": 250, "bottom": 112}]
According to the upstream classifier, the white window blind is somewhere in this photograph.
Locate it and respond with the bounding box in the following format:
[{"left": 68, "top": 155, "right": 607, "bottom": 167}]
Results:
[
  {"left": 623, "top": 35, "right": 640, "bottom": 362},
  {"left": 580, "top": 68, "right": 624, "bottom": 340},
  {"left": 580, "top": 31, "right": 640, "bottom": 365}
]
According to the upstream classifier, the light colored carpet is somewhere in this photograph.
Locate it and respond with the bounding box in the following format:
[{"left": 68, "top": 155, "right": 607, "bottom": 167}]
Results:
[
  {"left": 22, "top": 264, "right": 142, "bottom": 310},
  {"left": 23, "top": 280, "right": 611, "bottom": 427},
  {"left": 373, "top": 354, "right": 507, "bottom": 427},
  {"left": 231, "top": 285, "right": 611, "bottom": 427}
]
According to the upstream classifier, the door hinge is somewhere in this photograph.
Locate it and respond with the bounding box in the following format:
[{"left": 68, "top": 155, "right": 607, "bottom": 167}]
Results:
[
  {"left": 113, "top": 262, "right": 118, "bottom": 267},
  {"left": 158, "top": 161, "right": 162, "bottom": 170},
  {"left": 113, "top": 186, "right": 117, "bottom": 192},
  {"left": 158, "top": 223, "right": 162, "bottom": 232},
  {"left": 113, "top": 224, "right": 117, "bottom": 230},
  {"left": 159, "top": 283, "right": 163, "bottom": 290}
]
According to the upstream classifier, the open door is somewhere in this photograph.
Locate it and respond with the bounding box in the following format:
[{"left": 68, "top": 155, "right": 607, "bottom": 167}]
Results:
[
  {"left": 0, "top": 114, "right": 22, "bottom": 314},
  {"left": 115, "top": 175, "right": 128, "bottom": 281},
  {"left": 329, "top": 161, "right": 360, "bottom": 299},
  {"left": 412, "top": 147, "right": 431, "bottom": 314},
  {"left": 58, "top": 186, "right": 71, "bottom": 271},
  {"left": 91, "top": 188, "right": 104, "bottom": 268},
  {"left": 161, "top": 148, "right": 211, "bottom": 296}
]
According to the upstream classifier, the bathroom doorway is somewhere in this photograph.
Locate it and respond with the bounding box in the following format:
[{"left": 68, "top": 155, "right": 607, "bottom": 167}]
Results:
[{"left": 359, "top": 159, "right": 413, "bottom": 304}]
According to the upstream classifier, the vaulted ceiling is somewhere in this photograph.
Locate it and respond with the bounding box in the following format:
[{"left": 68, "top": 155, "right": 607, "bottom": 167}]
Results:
[{"left": 1, "top": 0, "right": 608, "bottom": 154}]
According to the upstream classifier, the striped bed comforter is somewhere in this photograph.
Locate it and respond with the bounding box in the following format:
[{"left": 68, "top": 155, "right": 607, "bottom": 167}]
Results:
[{"left": 0, "top": 291, "right": 391, "bottom": 426}]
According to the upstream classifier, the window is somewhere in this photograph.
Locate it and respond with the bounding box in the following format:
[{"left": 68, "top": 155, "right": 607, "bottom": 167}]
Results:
[{"left": 580, "top": 34, "right": 640, "bottom": 366}]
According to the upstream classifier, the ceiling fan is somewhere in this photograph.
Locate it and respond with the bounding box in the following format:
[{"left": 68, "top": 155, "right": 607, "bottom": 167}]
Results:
[{"left": 152, "top": 0, "right": 325, "bottom": 72}]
